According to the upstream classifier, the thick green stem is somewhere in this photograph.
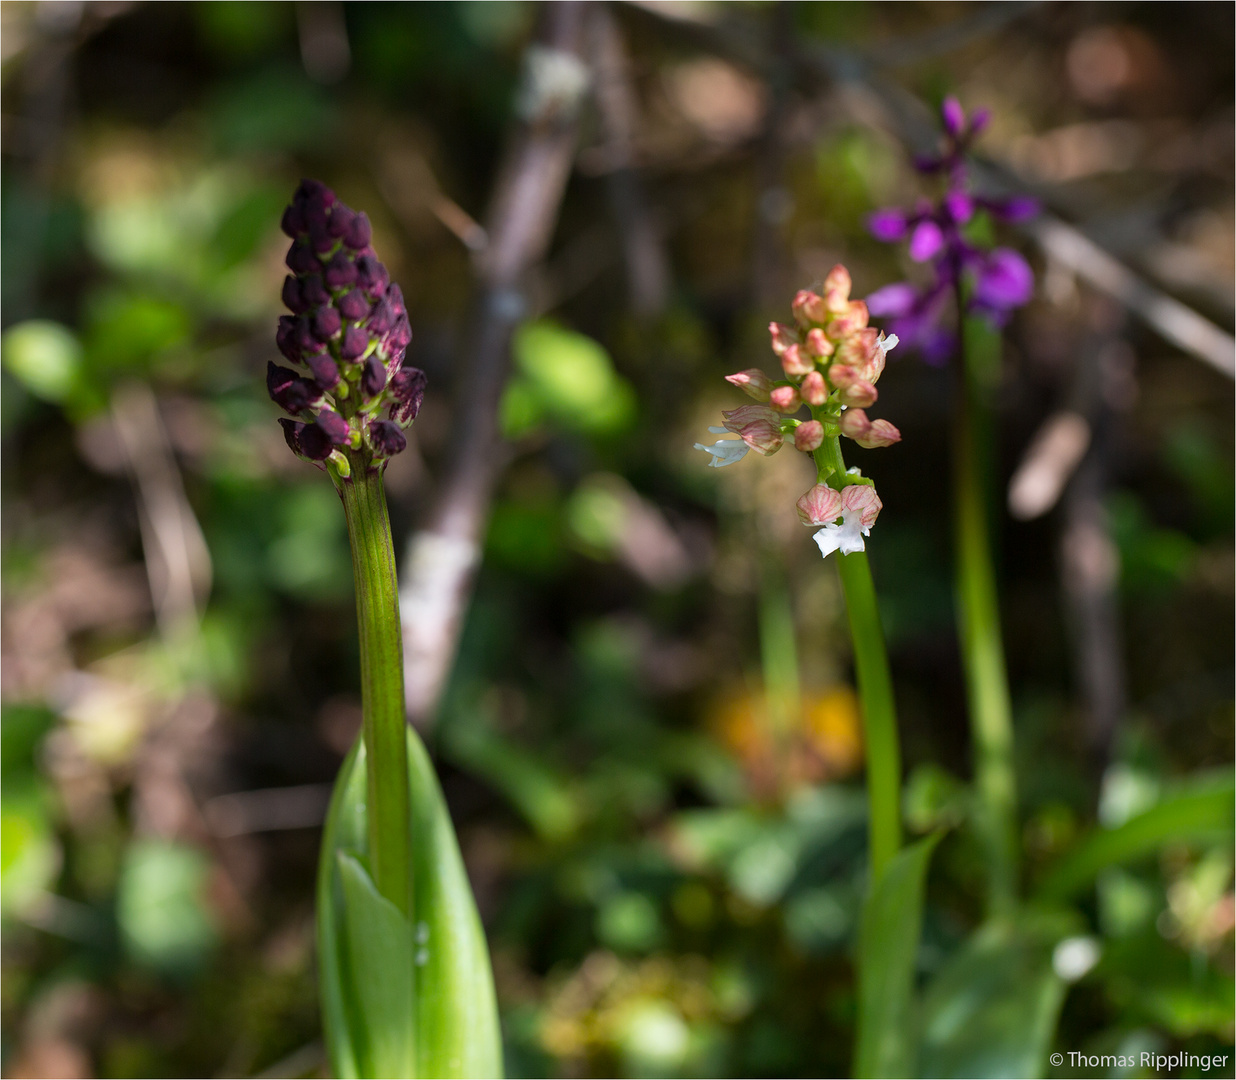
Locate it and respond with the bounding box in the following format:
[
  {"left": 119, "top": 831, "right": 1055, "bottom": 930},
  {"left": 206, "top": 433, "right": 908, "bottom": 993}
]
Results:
[
  {"left": 338, "top": 464, "right": 412, "bottom": 919},
  {"left": 813, "top": 434, "right": 902, "bottom": 881},
  {"left": 954, "top": 314, "right": 1018, "bottom": 915}
]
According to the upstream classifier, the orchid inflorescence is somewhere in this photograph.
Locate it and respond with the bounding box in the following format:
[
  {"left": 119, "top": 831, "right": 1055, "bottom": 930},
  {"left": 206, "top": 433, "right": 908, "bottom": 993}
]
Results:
[
  {"left": 865, "top": 96, "right": 1037, "bottom": 363},
  {"left": 270, "top": 179, "right": 427, "bottom": 474},
  {"left": 696, "top": 265, "right": 901, "bottom": 559}
]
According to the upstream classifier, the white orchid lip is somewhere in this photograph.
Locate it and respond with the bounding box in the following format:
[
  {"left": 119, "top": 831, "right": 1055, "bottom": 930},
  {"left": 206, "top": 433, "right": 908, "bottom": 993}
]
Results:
[{"left": 694, "top": 438, "right": 750, "bottom": 468}]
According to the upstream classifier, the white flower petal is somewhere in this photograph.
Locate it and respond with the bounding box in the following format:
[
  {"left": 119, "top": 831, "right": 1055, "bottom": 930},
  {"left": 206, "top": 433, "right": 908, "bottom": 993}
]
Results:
[
  {"left": 707, "top": 425, "right": 729, "bottom": 434},
  {"left": 811, "top": 510, "right": 870, "bottom": 558},
  {"left": 694, "top": 439, "right": 750, "bottom": 468},
  {"left": 879, "top": 332, "right": 899, "bottom": 355}
]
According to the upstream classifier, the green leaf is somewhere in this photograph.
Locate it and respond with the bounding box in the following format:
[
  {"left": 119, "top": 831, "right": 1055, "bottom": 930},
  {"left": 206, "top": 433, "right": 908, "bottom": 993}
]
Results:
[
  {"left": 318, "top": 731, "right": 504, "bottom": 1079},
  {"left": 1, "top": 320, "right": 82, "bottom": 402},
  {"left": 1038, "top": 774, "right": 1234, "bottom": 902},
  {"left": 853, "top": 832, "right": 941, "bottom": 1078},
  {"left": 918, "top": 918, "right": 1072, "bottom": 1079},
  {"left": 338, "top": 851, "right": 417, "bottom": 1079}
]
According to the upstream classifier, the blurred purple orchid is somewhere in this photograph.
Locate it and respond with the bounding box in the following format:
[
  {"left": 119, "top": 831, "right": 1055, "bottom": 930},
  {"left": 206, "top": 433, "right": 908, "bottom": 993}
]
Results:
[{"left": 867, "top": 96, "right": 1038, "bottom": 364}]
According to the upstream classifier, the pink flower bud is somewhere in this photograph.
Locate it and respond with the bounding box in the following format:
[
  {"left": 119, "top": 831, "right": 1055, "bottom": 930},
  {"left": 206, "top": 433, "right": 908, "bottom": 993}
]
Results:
[
  {"left": 721, "top": 404, "right": 780, "bottom": 433},
  {"left": 855, "top": 418, "right": 902, "bottom": 449},
  {"left": 822, "top": 264, "right": 852, "bottom": 313},
  {"left": 826, "top": 300, "right": 869, "bottom": 340},
  {"left": 835, "top": 327, "right": 879, "bottom": 371},
  {"left": 796, "top": 483, "right": 843, "bottom": 526},
  {"left": 737, "top": 419, "right": 784, "bottom": 456},
  {"left": 794, "top": 420, "right": 824, "bottom": 452},
  {"left": 770, "top": 385, "right": 801, "bottom": 413},
  {"left": 837, "top": 408, "right": 872, "bottom": 441},
  {"left": 800, "top": 370, "right": 828, "bottom": 406},
  {"left": 805, "top": 328, "right": 834, "bottom": 359},
  {"left": 769, "top": 322, "right": 798, "bottom": 356},
  {"left": 827, "top": 364, "right": 859, "bottom": 390},
  {"left": 839, "top": 380, "right": 878, "bottom": 409},
  {"left": 792, "top": 289, "right": 828, "bottom": 327},
  {"left": 725, "top": 368, "right": 772, "bottom": 401},
  {"left": 841, "top": 483, "right": 882, "bottom": 530},
  {"left": 780, "top": 343, "right": 815, "bottom": 377}
]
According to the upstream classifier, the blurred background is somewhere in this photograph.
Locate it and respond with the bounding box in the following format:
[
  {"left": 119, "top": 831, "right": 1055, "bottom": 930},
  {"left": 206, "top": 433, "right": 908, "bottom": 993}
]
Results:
[{"left": 1, "top": 2, "right": 1232, "bottom": 1077}]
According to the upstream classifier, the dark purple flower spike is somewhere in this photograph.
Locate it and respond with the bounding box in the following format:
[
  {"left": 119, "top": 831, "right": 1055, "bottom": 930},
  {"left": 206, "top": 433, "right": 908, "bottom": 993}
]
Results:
[{"left": 270, "top": 179, "right": 425, "bottom": 471}]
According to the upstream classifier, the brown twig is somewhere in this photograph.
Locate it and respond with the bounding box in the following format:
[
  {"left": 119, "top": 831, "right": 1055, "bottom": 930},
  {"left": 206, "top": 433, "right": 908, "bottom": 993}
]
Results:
[
  {"left": 588, "top": 4, "right": 671, "bottom": 317},
  {"left": 399, "top": 2, "right": 589, "bottom": 725}
]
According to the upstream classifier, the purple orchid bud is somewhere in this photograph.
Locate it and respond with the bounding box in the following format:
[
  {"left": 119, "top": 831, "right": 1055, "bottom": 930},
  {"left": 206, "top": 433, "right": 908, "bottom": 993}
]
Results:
[
  {"left": 286, "top": 240, "right": 319, "bottom": 275},
  {"left": 386, "top": 316, "right": 412, "bottom": 353},
  {"left": 311, "top": 306, "right": 342, "bottom": 342},
  {"left": 301, "top": 274, "right": 330, "bottom": 308},
  {"left": 281, "top": 204, "right": 305, "bottom": 238},
  {"left": 356, "top": 255, "right": 389, "bottom": 297},
  {"left": 389, "top": 368, "right": 427, "bottom": 425},
  {"left": 941, "top": 96, "right": 966, "bottom": 138},
  {"left": 282, "top": 276, "right": 306, "bottom": 313},
  {"left": 968, "top": 107, "right": 991, "bottom": 138},
  {"left": 865, "top": 282, "right": 919, "bottom": 318},
  {"left": 309, "top": 222, "right": 335, "bottom": 253},
  {"left": 305, "top": 352, "right": 341, "bottom": 390},
  {"left": 341, "top": 326, "right": 369, "bottom": 360},
  {"left": 362, "top": 356, "right": 387, "bottom": 398},
  {"left": 279, "top": 418, "right": 332, "bottom": 461},
  {"left": 972, "top": 248, "right": 1034, "bottom": 311},
  {"left": 324, "top": 250, "right": 358, "bottom": 289},
  {"left": 868, "top": 208, "right": 909, "bottom": 242},
  {"left": 276, "top": 316, "right": 299, "bottom": 361},
  {"left": 368, "top": 420, "right": 407, "bottom": 460},
  {"left": 328, "top": 204, "right": 356, "bottom": 239},
  {"left": 909, "top": 220, "right": 945, "bottom": 262},
  {"left": 367, "top": 297, "right": 395, "bottom": 337},
  {"left": 944, "top": 191, "right": 974, "bottom": 225},
  {"left": 338, "top": 289, "right": 370, "bottom": 321},
  {"left": 316, "top": 409, "right": 351, "bottom": 446},
  {"left": 292, "top": 316, "right": 319, "bottom": 355},
  {"left": 267, "top": 361, "right": 323, "bottom": 414},
  {"left": 344, "top": 212, "right": 371, "bottom": 250}
]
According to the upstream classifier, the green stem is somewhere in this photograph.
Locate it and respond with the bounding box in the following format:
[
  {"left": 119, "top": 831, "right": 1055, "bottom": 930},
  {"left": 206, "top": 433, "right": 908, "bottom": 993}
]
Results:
[
  {"left": 954, "top": 313, "right": 1018, "bottom": 915},
  {"left": 813, "top": 434, "right": 902, "bottom": 881},
  {"left": 338, "top": 462, "right": 412, "bottom": 918}
]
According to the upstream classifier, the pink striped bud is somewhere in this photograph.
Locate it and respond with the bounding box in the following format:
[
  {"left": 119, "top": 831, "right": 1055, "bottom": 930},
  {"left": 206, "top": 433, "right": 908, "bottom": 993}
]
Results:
[
  {"left": 780, "top": 343, "right": 815, "bottom": 378},
  {"left": 828, "top": 364, "right": 859, "bottom": 390},
  {"left": 826, "top": 300, "right": 869, "bottom": 340},
  {"left": 794, "top": 420, "right": 825, "bottom": 452},
  {"left": 800, "top": 370, "right": 828, "bottom": 406},
  {"left": 836, "top": 328, "right": 883, "bottom": 382},
  {"left": 838, "top": 408, "right": 872, "bottom": 441},
  {"left": 792, "top": 289, "right": 828, "bottom": 327},
  {"left": 796, "top": 483, "right": 843, "bottom": 526},
  {"left": 721, "top": 404, "right": 780, "bottom": 433},
  {"left": 822, "top": 264, "right": 852, "bottom": 313},
  {"left": 855, "top": 418, "right": 902, "bottom": 449},
  {"left": 805, "top": 328, "right": 834, "bottom": 359},
  {"left": 725, "top": 368, "right": 773, "bottom": 401},
  {"left": 770, "top": 385, "right": 801, "bottom": 413},
  {"left": 841, "top": 483, "right": 882, "bottom": 529},
  {"left": 736, "top": 419, "right": 784, "bottom": 456},
  {"left": 769, "top": 322, "right": 798, "bottom": 356}
]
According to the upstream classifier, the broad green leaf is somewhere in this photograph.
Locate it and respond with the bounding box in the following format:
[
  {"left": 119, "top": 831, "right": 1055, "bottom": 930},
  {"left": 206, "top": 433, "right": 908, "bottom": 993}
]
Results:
[
  {"left": 318, "top": 730, "right": 503, "bottom": 1079},
  {"left": 339, "top": 852, "right": 416, "bottom": 1079},
  {"left": 853, "top": 833, "right": 941, "bottom": 1078},
  {"left": 918, "top": 918, "right": 1072, "bottom": 1079},
  {"left": 1038, "top": 775, "right": 1234, "bottom": 902}
]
